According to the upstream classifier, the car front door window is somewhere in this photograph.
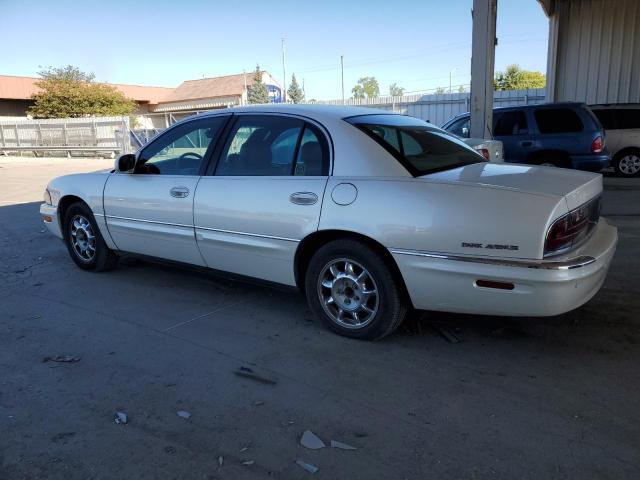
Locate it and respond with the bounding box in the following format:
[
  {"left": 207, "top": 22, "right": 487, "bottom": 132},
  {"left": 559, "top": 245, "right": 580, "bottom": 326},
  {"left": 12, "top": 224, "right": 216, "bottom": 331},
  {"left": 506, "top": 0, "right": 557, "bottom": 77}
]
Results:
[
  {"left": 447, "top": 117, "right": 470, "bottom": 138},
  {"left": 136, "top": 117, "right": 227, "bottom": 175}
]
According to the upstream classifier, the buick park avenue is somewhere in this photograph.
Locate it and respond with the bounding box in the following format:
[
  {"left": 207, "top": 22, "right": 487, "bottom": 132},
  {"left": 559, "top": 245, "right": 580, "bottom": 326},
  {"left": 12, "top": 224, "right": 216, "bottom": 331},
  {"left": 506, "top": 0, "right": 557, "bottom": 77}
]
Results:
[{"left": 40, "top": 105, "right": 617, "bottom": 340}]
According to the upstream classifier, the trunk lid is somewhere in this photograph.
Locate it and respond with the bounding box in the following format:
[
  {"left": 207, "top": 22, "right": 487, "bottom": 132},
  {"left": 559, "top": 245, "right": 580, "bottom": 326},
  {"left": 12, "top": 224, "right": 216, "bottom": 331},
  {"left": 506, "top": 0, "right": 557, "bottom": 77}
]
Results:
[{"left": 424, "top": 162, "right": 602, "bottom": 211}]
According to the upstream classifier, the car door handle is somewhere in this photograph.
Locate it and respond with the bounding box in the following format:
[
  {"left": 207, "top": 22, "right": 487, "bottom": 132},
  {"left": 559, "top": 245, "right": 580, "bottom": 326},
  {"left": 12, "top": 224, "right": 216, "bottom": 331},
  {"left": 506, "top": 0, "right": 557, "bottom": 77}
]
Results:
[
  {"left": 170, "top": 186, "right": 190, "bottom": 198},
  {"left": 289, "top": 192, "right": 318, "bottom": 205},
  {"left": 520, "top": 141, "right": 533, "bottom": 147}
]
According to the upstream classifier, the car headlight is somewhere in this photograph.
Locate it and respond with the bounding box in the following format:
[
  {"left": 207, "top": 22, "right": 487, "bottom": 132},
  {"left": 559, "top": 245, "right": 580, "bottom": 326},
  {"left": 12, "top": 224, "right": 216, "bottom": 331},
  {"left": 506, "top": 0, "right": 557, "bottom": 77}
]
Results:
[{"left": 44, "top": 188, "right": 52, "bottom": 205}]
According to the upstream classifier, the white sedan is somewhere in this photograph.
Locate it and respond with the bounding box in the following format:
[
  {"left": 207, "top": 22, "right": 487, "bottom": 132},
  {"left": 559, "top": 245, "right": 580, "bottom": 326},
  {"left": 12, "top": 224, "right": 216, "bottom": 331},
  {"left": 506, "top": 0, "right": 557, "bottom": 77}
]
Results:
[{"left": 40, "top": 105, "right": 617, "bottom": 340}]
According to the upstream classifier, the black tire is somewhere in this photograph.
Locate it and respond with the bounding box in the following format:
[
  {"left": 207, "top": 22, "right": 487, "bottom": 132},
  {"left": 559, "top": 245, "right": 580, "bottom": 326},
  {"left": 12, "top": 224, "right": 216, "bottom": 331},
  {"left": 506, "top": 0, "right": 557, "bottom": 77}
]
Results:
[
  {"left": 304, "top": 239, "right": 408, "bottom": 340},
  {"left": 612, "top": 149, "right": 640, "bottom": 177},
  {"left": 63, "top": 202, "right": 118, "bottom": 271}
]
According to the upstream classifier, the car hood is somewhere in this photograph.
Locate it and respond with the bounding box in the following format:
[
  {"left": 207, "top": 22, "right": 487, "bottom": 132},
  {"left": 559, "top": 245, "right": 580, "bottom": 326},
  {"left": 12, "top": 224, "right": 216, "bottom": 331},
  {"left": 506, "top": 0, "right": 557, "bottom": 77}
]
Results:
[{"left": 423, "top": 162, "right": 602, "bottom": 211}]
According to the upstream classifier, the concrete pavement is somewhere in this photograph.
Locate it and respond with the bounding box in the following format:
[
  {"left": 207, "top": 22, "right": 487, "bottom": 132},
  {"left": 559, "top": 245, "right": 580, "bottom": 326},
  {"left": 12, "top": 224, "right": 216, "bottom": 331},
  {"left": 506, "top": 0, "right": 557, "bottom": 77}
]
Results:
[{"left": 1, "top": 157, "right": 639, "bottom": 479}]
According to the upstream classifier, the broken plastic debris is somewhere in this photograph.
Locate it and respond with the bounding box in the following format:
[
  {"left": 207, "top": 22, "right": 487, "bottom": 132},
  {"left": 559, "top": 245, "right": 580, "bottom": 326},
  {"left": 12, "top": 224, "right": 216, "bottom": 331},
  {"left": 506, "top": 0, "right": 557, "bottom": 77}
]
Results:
[
  {"left": 295, "top": 459, "right": 319, "bottom": 474},
  {"left": 239, "top": 445, "right": 249, "bottom": 452},
  {"left": 300, "top": 430, "right": 325, "bottom": 449},
  {"left": 330, "top": 439, "right": 357, "bottom": 450},
  {"left": 253, "top": 400, "right": 264, "bottom": 406},
  {"left": 42, "top": 355, "right": 81, "bottom": 363},
  {"left": 218, "top": 456, "right": 223, "bottom": 467},
  {"left": 114, "top": 412, "right": 128, "bottom": 424},
  {"left": 176, "top": 410, "right": 191, "bottom": 419},
  {"left": 241, "top": 460, "right": 254, "bottom": 466}
]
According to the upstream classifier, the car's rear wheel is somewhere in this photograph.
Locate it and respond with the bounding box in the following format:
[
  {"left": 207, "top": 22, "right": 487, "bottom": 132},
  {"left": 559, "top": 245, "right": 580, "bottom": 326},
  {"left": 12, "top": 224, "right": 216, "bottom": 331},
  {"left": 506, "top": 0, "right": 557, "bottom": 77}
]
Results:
[
  {"left": 63, "top": 202, "right": 118, "bottom": 271},
  {"left": 613, "top": 150, "right": 640, "bottom": 177},
  {"left": 305, "top": 239, "right": 407, "bottom": 340}
]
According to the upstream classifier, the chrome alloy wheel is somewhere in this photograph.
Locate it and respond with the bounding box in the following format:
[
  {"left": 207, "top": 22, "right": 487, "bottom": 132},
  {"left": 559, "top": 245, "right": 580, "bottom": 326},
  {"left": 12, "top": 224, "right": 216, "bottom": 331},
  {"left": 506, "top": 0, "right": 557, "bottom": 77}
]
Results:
[
  {"left": 70, "top": 214, "right": 96, "bottom": 261},
  {"left": 317, "top": 258, "right": 379, "bottom": 329},
  {"left": 619, "top": 154, "right": 640, "bottom": 175}
]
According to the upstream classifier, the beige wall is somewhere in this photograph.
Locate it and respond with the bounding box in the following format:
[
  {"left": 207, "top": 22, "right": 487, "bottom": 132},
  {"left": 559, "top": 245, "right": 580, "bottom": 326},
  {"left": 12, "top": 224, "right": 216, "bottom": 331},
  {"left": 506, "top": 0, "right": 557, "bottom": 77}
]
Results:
[{"left": 547, "top": 0, "right": 640, "bottom": 104}]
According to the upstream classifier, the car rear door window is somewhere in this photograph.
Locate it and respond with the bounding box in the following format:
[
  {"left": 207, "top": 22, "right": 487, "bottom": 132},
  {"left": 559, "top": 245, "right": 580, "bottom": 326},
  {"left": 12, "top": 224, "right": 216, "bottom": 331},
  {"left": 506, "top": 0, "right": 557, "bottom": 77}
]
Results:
[
  {"left": 619, "top": 109, "right": 640, "bottom": 129},
  {"left": 215, "top": 115, "right": 329, "bottom": 176},
  {"left": 493, "top": 111, "right": 528, "bottom": 136},
  {"left": 216, "top": 115, "right": 304, "bottom": 176},
  {"left": 294, "top": 126, "right": 329, "bottom": 176},
  {"left": 534, "top": 108, "right": 584, "bottom": 134}
]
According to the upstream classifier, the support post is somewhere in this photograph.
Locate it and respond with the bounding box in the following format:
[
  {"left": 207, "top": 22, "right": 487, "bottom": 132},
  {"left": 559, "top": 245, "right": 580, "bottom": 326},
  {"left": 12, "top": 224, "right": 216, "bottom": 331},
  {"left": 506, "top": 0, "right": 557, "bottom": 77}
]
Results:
[
  {"left": 341, "top": 55, "right": 345, "bottom": 105},
  {"left": 469, "top": 0, "right": 497, "bottom": 139}
]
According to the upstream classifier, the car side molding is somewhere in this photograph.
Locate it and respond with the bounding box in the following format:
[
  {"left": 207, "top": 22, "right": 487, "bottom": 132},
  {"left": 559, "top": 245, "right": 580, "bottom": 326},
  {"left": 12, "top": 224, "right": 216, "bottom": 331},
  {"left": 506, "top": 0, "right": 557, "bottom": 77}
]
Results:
[{"left": 389, "top": 249, "right": 596, "bottom": 271}]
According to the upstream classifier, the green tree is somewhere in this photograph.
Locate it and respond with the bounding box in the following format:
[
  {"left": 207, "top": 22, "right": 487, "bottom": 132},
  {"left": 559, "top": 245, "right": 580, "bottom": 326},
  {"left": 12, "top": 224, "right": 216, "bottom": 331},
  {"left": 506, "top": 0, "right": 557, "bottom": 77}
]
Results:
[
  {"left": 247, "top": 65, "right": 271, "bottom": 104},
  {"left": 351, "top": 77, "right": 379, "bottom": 99},
  {"left": 287, "top": 74, "right": 304, "bottom": 103},
  {"left": 389, "top": 83, "right": 405, "bottom": 96},
  {"left": 457, "top": 85, "right": 466, "bottom": 93},
  {"left": 494, "top": 64, "right": 546, "bottom": 90},
  {"left": 435, "top": 87, "right": 446, "bottom": 94},
  {"left": 28, "top": 65, "right": 136, "bottom": 118}
]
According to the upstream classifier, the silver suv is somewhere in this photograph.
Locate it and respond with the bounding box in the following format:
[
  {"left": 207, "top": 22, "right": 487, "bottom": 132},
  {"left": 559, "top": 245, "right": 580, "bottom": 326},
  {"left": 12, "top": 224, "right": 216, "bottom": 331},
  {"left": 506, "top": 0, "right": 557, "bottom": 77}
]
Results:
[{"left": 590, "top": 104, "right": 640, "bottom": 177}]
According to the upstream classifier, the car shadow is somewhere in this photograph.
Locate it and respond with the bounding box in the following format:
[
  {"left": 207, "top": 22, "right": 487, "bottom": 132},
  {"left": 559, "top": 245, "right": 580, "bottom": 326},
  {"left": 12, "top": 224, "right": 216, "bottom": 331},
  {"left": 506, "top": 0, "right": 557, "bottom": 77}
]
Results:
[{"left": 2, "top": 200, "right": 638, "bottom": 355}]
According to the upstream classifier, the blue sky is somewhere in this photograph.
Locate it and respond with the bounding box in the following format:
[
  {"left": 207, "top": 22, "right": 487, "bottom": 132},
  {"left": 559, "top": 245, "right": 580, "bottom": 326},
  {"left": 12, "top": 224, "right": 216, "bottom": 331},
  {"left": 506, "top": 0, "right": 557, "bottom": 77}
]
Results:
[{"left": 0, "top": 0, "right": 549, "bottom": 100}]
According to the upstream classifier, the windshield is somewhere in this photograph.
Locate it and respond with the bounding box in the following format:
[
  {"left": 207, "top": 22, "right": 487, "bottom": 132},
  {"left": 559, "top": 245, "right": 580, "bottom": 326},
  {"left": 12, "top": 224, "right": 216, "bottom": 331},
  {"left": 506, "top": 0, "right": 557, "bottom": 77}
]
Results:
[{"left": 346, "top": 114, "right": 483, "bottom": 176}]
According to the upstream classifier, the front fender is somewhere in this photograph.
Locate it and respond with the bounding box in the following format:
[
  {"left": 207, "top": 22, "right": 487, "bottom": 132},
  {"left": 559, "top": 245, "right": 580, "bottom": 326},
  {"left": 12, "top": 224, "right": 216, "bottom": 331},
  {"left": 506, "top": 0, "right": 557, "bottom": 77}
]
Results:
[
  {"left": 48, "top": 172, "right": 111, "bottom": 214},
  {"left": 47, "top": 172, "right": 115, "bottom": 249}
]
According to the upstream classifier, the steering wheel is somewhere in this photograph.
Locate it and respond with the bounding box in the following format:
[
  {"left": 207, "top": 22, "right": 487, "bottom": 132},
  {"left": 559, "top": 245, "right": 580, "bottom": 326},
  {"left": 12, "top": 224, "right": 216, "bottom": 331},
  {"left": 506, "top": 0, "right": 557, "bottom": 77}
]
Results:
[
  {"left": 179, "top": 152, "right": 203, "bottom": 161},
  {"left": 177, "top": 152, "right": 203, "bottom": 173}
]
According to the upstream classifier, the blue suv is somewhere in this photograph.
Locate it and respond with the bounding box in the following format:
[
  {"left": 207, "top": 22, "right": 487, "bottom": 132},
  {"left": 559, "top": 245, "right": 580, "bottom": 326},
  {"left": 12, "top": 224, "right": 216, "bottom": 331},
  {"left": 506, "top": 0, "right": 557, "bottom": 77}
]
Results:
[{"left": 442, "top": 103, "right": 610, "bottom": 171}]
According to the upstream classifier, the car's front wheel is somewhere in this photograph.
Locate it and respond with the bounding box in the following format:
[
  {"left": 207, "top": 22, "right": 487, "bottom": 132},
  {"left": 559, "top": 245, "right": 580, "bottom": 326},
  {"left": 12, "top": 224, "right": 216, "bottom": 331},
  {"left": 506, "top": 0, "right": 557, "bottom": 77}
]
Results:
[
  {"left": 63, "top": 202, "right": 118, "bottom": 271},
  {"left": 305, "top": 239, "right": 408, "bottom": 340}
]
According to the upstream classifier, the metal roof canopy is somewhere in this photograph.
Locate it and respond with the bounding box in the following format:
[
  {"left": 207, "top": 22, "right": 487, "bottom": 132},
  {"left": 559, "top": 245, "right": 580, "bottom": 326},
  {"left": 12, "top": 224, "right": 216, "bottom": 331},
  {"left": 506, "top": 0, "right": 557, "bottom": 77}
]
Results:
[{"left": 469, "top": 0, "right": 639, "bottom": 139}]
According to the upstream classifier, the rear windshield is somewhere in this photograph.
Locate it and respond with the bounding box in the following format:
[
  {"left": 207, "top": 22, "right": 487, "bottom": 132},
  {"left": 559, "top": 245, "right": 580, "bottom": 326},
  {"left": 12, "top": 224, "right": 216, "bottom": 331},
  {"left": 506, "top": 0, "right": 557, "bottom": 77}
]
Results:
[{"left": 346, "top": 114, "right": 482, "bottom": 176}]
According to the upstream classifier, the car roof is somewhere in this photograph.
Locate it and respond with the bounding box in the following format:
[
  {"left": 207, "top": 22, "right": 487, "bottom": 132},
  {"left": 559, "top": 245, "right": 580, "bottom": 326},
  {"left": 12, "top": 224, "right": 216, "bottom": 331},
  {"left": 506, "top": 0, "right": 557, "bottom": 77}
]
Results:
[
  {"left": 196, "top": 103, "right": 398, "bottom": 122},
  {"left": 589, "top": 103, "right": 640, "bottom": 109},
  {"left": 446, "top": 102, "right": 589, "bottom": 121}
]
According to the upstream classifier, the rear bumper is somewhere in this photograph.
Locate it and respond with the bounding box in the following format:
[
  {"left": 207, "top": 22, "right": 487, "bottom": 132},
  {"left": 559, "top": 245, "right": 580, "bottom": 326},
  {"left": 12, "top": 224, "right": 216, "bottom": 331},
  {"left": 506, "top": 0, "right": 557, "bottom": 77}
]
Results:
[
  {"left": 40, "top": 203, "right": 63, "bottom": 239},
  {"left": 569, "top": 153, "right": 610, "bottom": 172},
  {"left": 391, "top": 218, "right": 617, "bottom": 317}
]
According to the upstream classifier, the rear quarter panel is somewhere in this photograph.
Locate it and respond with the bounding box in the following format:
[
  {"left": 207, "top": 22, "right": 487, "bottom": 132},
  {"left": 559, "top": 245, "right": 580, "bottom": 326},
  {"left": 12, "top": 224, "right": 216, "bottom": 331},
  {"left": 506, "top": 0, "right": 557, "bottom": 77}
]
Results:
[{"left": 319, "top": 177, "right": 567, "bottom": 260}]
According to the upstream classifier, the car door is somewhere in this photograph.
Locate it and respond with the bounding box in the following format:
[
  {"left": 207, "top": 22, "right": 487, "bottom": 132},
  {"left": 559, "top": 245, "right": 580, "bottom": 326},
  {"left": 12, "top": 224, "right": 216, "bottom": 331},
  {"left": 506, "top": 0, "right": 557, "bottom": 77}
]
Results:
[
  {"left": 103, "top": 115, "right": 230, "bottom": 265},
  {"left": 193, "top": 114, "right": 330, "bottom": 286},
  {"left": 492, "top": 109, "right": 532, "bottom": 162}
]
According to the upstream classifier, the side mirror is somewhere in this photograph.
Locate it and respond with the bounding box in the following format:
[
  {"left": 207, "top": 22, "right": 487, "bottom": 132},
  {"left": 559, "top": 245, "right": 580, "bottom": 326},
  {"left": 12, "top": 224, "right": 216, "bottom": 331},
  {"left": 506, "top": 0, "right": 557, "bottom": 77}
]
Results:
[{"left": 115, "top": 153, "right": 136, "bottom": 172}]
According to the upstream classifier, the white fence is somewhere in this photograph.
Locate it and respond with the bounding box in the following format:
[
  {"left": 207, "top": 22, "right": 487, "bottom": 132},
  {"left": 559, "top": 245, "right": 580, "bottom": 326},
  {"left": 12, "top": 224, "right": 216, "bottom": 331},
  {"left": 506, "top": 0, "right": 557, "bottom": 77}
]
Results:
[
  {"left": 0, "top": 116, "right": 131, "bottom": 156},
  {"left": 0, "top": 89, "right": 547, "bottom": 155},
  {"left": 311, "top": 88, "right": 547, "bottom": 126}
]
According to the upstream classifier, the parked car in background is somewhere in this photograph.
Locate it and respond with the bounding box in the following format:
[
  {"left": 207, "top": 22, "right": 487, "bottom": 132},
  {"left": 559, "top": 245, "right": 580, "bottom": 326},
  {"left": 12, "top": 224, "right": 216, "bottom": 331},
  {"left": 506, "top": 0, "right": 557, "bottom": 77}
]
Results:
[
  {"left": 590, "top": 104, "right": 640, "bottom": 177},
  {"left": 40, "top": 105, "right": 616, "bottom": 340},
  {"left": 440, "top": 116, "right": 504, "bottom": 162},
  {"left": 442, "top": 103, "right": 610, "bottom": 171}
]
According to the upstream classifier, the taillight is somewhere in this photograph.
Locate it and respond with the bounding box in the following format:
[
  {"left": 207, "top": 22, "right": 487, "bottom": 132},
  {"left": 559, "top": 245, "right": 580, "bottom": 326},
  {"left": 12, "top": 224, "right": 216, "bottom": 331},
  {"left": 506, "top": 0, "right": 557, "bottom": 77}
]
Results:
[
  {"left": 591, "top": 136, "right": 603, "bottom": 153},
  {"left": 478, "top": 148, "right": 490, "bottom": 160},
  {"left": 544, "top": 197, "right": 601, "bottom": 255}
]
